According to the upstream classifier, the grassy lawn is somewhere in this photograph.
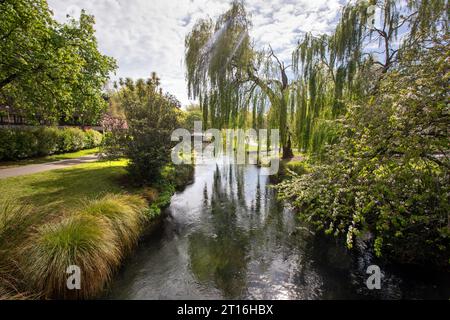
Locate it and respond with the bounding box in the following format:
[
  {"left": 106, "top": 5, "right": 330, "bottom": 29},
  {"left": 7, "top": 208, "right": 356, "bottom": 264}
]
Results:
[
  {"left": 0, "top": 159, "right": 135, "bottom": 213},
  {"left": 0, "top": 157, "right": 194, "bottom": 298},
  {"left": 0, "top": 148, "right": 100, "bottom": 169}
]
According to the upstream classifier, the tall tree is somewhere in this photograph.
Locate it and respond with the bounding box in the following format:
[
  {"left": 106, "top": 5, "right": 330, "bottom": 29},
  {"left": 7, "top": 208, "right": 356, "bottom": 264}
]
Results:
[
  {"left": 292, "top": 0, "right": 449, "bottom": 154},
  {"left": 0, "top": 0, "right": 116, "bottom": 124},
  {"left": 185, "top": 0, "right": 295, "bottom": 158}
]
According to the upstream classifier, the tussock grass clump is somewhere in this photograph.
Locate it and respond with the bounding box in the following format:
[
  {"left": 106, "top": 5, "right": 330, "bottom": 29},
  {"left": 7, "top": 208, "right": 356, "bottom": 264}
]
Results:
[
  {"left": 20, "top": 194, "right": 149, "bottom": 299},
  {"left": 142, "top": 187, "right": 159, "bottom": 203},
  {"left": 0, "top": 202, "right": 43, "bottom": 299},
  {"left": 23, "top": 214, "right": 121, "bottom": 299},
  {"left": 81, "top": 194, "right": 148, "bottom": 253}
]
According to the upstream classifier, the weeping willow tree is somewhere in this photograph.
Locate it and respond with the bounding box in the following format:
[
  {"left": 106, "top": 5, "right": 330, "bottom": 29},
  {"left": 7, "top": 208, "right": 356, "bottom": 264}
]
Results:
[
  {"left": 292, "top": 0, "right": 449, "bottom": 155},
  {"left": 185, "top": 0, "right": 296, "bottom": 158}
]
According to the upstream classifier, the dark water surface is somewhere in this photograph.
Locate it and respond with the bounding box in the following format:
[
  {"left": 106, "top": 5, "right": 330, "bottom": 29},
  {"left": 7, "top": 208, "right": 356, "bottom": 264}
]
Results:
[{"left": 107, "top": 158, "right": 450, "bottom": 300}]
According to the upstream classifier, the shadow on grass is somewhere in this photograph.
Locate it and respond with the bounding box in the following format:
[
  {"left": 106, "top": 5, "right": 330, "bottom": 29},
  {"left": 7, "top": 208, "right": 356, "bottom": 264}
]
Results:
[{"left": 0, "top": 161, "right": 137, "bottom": 214}]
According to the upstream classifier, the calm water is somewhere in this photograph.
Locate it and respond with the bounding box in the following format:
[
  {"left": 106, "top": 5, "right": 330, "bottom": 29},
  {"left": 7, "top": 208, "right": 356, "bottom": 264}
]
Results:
[{"left": 107, "top": 158, "right": 450, "bottom": 300}]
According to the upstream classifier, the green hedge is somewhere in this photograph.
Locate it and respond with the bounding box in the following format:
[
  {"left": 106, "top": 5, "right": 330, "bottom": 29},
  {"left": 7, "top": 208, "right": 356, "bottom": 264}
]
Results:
[{"left": 0, "top": 127, "right": 103, "bottom": 161}]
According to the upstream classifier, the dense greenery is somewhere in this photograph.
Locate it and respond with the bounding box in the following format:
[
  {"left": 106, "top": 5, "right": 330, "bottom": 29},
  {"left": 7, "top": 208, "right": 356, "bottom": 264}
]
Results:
[
  {"left": 103, "top": 75, "right": 182, "bottom": 184},
  {"left": 0, "top": 127, "right": 102, "bottom": 160},
  {"left": 278, "top": 1, "right": 449, "bottom": 266},
  {"left": 179, "top": 104, "right": 203, "bottom": 132},
  {"left": 23, "top": 194, "right": 148, "bottom": 299},
  {"left": 185, "top": 1, "right": 295, "bottom": 158},
  {"left": 0, "top": 158, "right": 194, "bottom": 298},
  {"left": 291, "top": 0, "right": 448, "bottom": 155},
  {"left": 0, "top": 0, "right": 116, "bottom": 125}
]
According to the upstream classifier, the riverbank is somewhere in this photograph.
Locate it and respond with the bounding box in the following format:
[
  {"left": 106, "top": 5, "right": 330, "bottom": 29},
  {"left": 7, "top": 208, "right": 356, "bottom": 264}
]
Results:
[
  {"left": 276, "top": 155, "right": 450, "bottom": 272},
  {"left": 0, "top": 160, "right": 194, "bottom": 299},
  {"left": 106, "top": 156, "right": 450, "bottom": 299}
]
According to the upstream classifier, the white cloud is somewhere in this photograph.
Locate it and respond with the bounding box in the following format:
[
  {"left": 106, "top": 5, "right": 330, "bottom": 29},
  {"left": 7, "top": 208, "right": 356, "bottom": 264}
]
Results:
[{"left": 48, "top": 0, "right": 347, "bottom": 106}]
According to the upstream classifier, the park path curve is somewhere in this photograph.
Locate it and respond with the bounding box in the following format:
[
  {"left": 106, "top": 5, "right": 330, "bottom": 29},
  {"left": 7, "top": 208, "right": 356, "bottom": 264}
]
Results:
[{"left": 0, "top": 155, "right": 100, "bottom": 179}]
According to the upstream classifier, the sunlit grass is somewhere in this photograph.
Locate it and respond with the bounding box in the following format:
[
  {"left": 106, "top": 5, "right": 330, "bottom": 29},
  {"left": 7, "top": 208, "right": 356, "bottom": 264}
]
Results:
[
  {"left": 22, "top": 213, "right": 121, "bottom": 299},
  {"left": 0, "top": 160, "right": 131, "bottom": 213},
  {"left": 0, "top": 158, "right": 194, "bottom": 299},
  {"left": 80, "top": 194, "right": 149, "bottom": 254}
]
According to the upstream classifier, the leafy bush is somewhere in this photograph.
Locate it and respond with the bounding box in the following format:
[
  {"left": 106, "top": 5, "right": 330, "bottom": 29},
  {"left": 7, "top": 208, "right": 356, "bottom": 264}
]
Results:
[
  {"left": 10, "top": 130, "right": 38, "bottom": 159},
  {"left": 286, "top": 161, "right": 309, "bottom": 175},
  {"left": 277, "top": 38, "right": 450, "bottom": 267},
  {"left": 35, "top": 127, "right": 60, "bottom": 156},
  {"left": 0, "top": 127, "right": 103, "bottom": 161},
  {"left": 58, "top": 127, "right": 86, "bottom": 153},
  {"left": 84, "top": 129, "right": 103, "bottom": 149},
  {"left": 103, "top": 77, "right": 181, "bottom": 184}
]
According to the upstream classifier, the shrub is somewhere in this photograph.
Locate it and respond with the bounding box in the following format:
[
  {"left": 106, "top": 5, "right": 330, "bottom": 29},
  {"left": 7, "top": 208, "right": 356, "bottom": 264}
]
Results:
[
  {"left": 23, "top": 214, "right": 121, "bottom": 299},
  {"left": 84, "top": 129, "right": 103, "bottom": 149},
  {"left": 0, "top": 129, "right": 15, "bottom": 160},
  {"left": 58, "top": 128, "right": 86, "bottom": 153},
  {"left": 277, "top": 39, "right": 450, "bottom": 267},
  {"left": 161, "top": 164, "right": 194, "bottom": 190},
  {"left": 35, "top": 127, "right": 60, "bottom": 156},
  {"left": 286, "top": 161, "right": 309, "bottom": 176},
  {"left": 103, "top": 78, "right": 181, "bottom": 184},
  {"left": 11, "top": 129, "right": 38, "bottom": 159},
  {"left": 0, "top": 127, "right": 103, "bottom": 161},
  {"left": 142, "top": 187, "right": 159, "bottom": 203},
  {"left": 18, "top": 193, "right": 148, "bottom": 299}
]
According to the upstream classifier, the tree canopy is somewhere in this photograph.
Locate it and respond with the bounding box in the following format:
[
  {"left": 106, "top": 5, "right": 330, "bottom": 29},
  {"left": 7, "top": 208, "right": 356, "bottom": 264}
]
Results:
[
  {"left": 0, "top": 0, "right": 117, "bottom": 125},
  {"left": 186, "top": 0, "right": 448, "bottom": 157},
  {"left": 185, "top": 0, "right": 295, "bottom": 158}
]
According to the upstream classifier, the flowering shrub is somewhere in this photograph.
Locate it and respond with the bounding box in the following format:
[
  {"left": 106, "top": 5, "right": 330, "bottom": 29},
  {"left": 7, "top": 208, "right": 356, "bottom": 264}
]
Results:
[{"left": 277, "top": 36, "right": 449, "bottom": 267}]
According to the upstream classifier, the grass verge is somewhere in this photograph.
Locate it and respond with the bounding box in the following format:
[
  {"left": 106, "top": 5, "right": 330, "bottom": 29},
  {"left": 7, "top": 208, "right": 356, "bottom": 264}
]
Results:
[{"left": 0, "top": 159, "right": 194, "bottom": 299}]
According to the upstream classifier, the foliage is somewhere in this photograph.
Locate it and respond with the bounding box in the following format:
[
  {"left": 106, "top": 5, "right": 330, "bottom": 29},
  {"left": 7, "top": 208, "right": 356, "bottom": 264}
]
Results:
[
  {"left": 80, "top": 194, "right": 148, "bottom": 254},
  {"left": 57, "top": 127, "right": 86, "bottom": 153},
  {"left": 0, "top": 201, "right": 42, "bottom": 299},
  {"left": 180, "top": 104, "right": 203, "bottom": 131},
  {"left": 185, "top": 1, "right": 295, "bottom": 158},
  {"left": 278, "top": 34, "right": 450, "bottom": 266},
  {"left": 84, "top": 129, "right": 103, "bottom": 149},
  {"left": 0, "top": 127, "right": 103, "bottom": 161},
  {"left": 291, "top": 0, "right": 449, "bottom": 154},
  {"left": 0, "top": 156, "right": 194, "bottom": 298},
  {"left": 0, "top": 0, "right": 116, "bottom": 125},
  {"left": 103, "top": 75, "right": 181, "bottom": 184}
]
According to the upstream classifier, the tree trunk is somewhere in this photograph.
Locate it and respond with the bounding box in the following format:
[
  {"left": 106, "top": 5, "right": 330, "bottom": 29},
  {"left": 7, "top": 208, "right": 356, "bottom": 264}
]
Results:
[
  {"left": 279, "top": 88, "right": 293, "bottom": 159},
  {"left": 282, "top": 134, "right": 294, "bottom": 159}
]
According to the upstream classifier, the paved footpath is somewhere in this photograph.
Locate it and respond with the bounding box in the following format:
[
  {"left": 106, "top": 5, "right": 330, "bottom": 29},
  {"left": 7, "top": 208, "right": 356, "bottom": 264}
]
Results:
[{"left": 0, "top": 155, "right": 100, "bottom": 179}]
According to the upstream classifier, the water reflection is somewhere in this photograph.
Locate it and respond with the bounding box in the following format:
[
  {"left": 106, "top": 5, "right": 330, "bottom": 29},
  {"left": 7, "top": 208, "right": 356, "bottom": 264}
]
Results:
[{"left": 107, "top": 157, "right": 450, "bottom": 300}]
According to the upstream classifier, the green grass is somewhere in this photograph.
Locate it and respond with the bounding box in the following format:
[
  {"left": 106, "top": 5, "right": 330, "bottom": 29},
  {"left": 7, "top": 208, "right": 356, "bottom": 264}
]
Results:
[
  {"left": 0, "top": 159, "right": 195, "bottom": 299},
  {"left": 80, "top": 194, "right": 148, "bottom": 253},
  {"left": 23, "top": 213, "right": 121, "bottom": 299},
  {"left": 0, "top": 148, "right": 100, "bottom": 169},
  {"left": 0, "top": 160, "right": 133, "bottom": 213}
]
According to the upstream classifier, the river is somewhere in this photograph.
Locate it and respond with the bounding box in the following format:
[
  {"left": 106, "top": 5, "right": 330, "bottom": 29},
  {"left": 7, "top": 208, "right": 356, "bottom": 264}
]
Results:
[{"left": 107, "top": 157, "right": 450, "bottom": 299}]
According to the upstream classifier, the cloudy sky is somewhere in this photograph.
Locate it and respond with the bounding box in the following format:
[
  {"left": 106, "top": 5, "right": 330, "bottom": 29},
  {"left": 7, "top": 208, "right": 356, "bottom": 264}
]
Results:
[{"left": 48, "top": 0, "right": 347, "bottom": 106}]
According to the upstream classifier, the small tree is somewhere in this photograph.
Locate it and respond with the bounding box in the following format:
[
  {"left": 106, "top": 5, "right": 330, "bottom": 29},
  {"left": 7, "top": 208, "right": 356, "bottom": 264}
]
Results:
[{"left": 105, "top": 76, "right": 181, "bottom": 184}]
